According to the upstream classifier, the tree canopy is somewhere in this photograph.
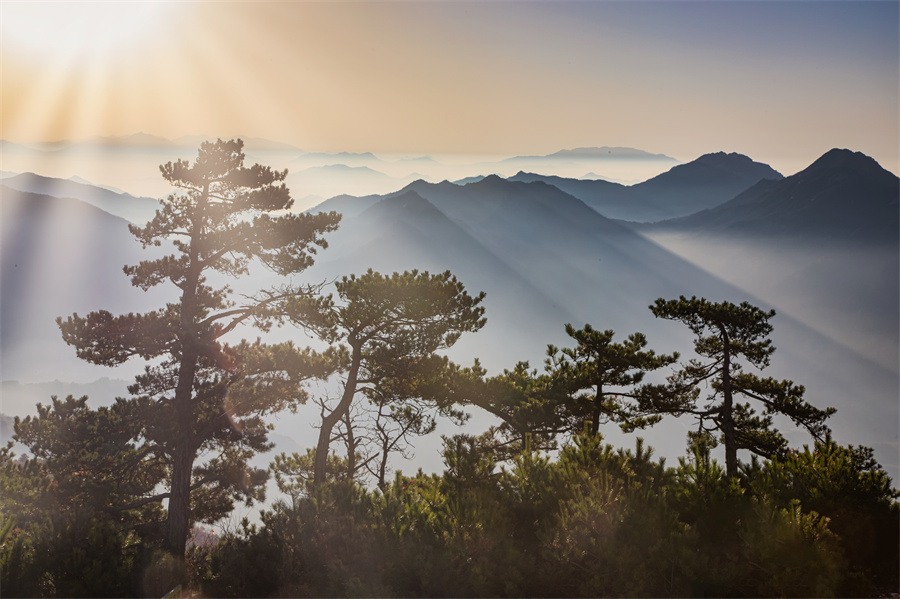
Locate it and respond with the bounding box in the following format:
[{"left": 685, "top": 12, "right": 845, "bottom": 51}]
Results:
[
  {"left": 57, "top": 139, "right": 342, "bottom": 556},
  {"left": 282, "top": 268, "right": 486, "bottom": 487},
  {"left": 649, "top": 296, "right": 835, "bottom": 475},
  {"left": 465, "top": 323, "right": 680, "bottom": 457}
]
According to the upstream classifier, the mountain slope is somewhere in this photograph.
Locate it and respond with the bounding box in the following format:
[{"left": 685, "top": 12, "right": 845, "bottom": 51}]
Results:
[
  {"left": 507, "top": 172, "right": 644, "bottom": 220},
  {"left": 0, "top": 186, "right": 171, "bottom": 381},
  {"left": 304, "top": 172, "right": 898, "bottom": 474},
  {"left": 510, "top": 152, "right": 782, "bottom": 222},
  {"left": 649, "top": 149, "right": 899, "bottom": 243},
  {"left": 2, "top": 172, "right": 159, "bottom": 223},
  {"left": 636, "top": 149, "right": 899, "bottom": 384},
  {"left": 310, "top": 176, "right": 781, "bottom": 360},
  {"left": 303, "top": 188, "right": 578, "bottom": 368},
  {"left": 630, "top": 152, "right": 783, "bottom": 219},
  {"left": 287, "top": 164, "right": 430, "bottom": 208}
]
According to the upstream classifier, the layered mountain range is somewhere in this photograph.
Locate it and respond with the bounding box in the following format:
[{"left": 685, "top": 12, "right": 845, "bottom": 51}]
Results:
[
  {"left": 509, "top": 151, "right": 783, "bottom": 221},
  {"left": 645, "top": 148, "right": 899, "bottom": 243},
  {"left": 1, "top": 172, "right": 158, "bottom": 223},
  {"left": 1, "top": 147, "right": 897, "bottom": 474}
]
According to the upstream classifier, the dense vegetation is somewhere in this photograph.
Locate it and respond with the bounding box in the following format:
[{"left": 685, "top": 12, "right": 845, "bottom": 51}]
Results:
[{"left": 1, "top": 141, "right": 897, "bottom": 597}]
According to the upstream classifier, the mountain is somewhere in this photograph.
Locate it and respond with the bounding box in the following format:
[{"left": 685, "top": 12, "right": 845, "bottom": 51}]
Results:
[
  {"left": 3, "top": 149, "right": 897, "bottom": 476},
  {"left": 582, "top": 172, "right": 627, "bottom": 183},
  {"left": 305, "top": 172, "right": 899, "bottom": 475},
  {"left": 2, "top": 172, "right": 159, "bottom": 223},
  {"left": 628, "top": 152, "right": 783, "bottom": 219},
  {"left": 508, "top": 152, "right": 782, "bottom": 222},
  {"left": 307, "top": 192, "right": 385, "bottom": 218},
  {"left": 648, "top": 149, "right": 898, "bottom": 243},
  {"left": 635, "top": 149, "right": 899, "bottom": 395},
  {"left": 507, "top": 172, "right": 639, "bottom": 219},
  {"left": 287, "top": 165, "right": 433, "bottom": 209},
  {"left": 67, "top": 175, "right": 129, "bottom": 195},
  {"left": 306, "top": 176, "right": 735, "bottom": 372},
  {"left": 505, "top": 146, "right": 677, "bottom": 162},
  {"left": 0, "top": 186, "right": 172, "bottom": 382}
]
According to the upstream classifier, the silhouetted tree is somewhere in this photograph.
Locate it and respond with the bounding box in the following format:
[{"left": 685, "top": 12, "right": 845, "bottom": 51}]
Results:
[
  {"left": 283, "top": 268, "right": 485, "bottom": 487},
  {"left": 57, "top": 139, "right": 342, "bottom": 557},
  {"left": 650, "top": 296, "right": 835, "bottom": 476},
  {"left": 549, "top": 323, "right": 680, "bottom": 435},
  {"left": 1, "top": 396, "right": 162, "bottom": 596},
  {"left": 466, "top": 324, "right": 680, "bottom": 456}
]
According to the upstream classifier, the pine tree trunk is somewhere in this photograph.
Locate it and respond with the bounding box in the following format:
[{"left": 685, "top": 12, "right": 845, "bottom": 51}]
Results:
[
  {"left": 164, "top": 340, "right": 200, "bottom": 556},
  {"left": 377, "top": 447, "right": 389, "bottom": 491},
  {"left": 589, "top": 381, "right": 603, "bottom": 435},
  {"left": 166, "top": 432, "right": 195, "bottom": 555},
  {"left": 314, "top": 345, "right": 361, "bottom": 486},
  {"left": 344, "top": 410, "right": 356, "bottom": 479},
  {"left": 165, "top": 183, "right": 205, "bottom": 557},
  {"left": 719, "top": 326, "right": 737, "bottom": 477}
]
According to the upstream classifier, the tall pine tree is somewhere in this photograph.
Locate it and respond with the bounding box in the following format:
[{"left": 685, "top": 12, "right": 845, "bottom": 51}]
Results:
[
  {"left": 548, "top": 323, "right": 680, "bottom": 435},
  {"left": 649, "top": 296, "right": 835, "bottom": 476},
  {"left": 58, "top": 139, "right": 342, "bottom": 557},
  {"left": 283, "top": 268, "right": 486, "bottom": 487}
]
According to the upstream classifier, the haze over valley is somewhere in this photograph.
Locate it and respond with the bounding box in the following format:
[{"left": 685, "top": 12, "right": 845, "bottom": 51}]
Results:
[
  {"left": 2, "top": 141, "right": 897, "bottom": 479},
  {"left": 1, "top": 3, "right": 898, "bottom": 593}
]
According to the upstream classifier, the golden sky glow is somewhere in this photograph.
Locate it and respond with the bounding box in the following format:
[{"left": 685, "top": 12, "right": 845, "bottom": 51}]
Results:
[{"left": 1, "top": 1, "right": 898, "bottom": 174}]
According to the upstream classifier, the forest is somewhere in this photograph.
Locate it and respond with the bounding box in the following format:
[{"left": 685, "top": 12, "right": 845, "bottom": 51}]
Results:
[{"left": 1, "top": 140, "right": 897, "bottom": 598}]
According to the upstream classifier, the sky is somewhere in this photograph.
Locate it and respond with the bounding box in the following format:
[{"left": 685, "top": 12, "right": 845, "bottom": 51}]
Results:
[{"left": 1, "top": 1, "right": 898, "bottom": 176}]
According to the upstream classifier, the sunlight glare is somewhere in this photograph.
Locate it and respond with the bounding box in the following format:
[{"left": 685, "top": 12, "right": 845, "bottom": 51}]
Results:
[{"left": 1, "top": 1, "right": 173, "bottom": 58}]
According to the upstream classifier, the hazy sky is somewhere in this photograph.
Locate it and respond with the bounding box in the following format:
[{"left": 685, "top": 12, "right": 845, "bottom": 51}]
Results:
[{"left": 2, "top": 1, "right": 898, "bottom": 174}]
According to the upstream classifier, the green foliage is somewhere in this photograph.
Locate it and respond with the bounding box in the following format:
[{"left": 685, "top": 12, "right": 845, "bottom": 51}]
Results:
[
  {"left": 650, "top": 296, "right": 835, "bottom": 475},
  {"left": 744, "top": 436, "right": 900, "bottom": 595},
  {"left": 1, "top": 397, "right": 165, "bottom": 596},
  {"left": 55, "top": 138, "right": 342, "bottom": 555},
  {"left": 194, "top": 482, "right": 390, "bottom": 598},
  {"left": 12, "top": 395, "right": 166, "bottom": 518},
  {"left": 549, "top": 324, "right": 680, "bottom": 434},
  {"left": 283, "top": 268, "right": 486, "bottom": 487},
  {"left": 466, "top": 324, "right": 681, "bottom": 458},
  {"left": 270, "top": 448, "right": 361, "bottom": 503},
  {"left": 188, "top": 429, "right": 894, "bottom": 598}
]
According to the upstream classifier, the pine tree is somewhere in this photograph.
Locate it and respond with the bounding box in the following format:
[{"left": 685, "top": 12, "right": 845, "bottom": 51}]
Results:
[
  {"left": 58, "top": 139, "right": 342, "bottom": 557},
  {"left": 466, "top": 324, "right": 679, "bottom": 455},
  {"left": 548, "top": 323, "right": 681, "bottom": 435},
  {"left": 283, "top": 268, "right": 486, "bottom": 487},
  {"left": 650, "top": 296, "right": 835, "bottom": 476}
]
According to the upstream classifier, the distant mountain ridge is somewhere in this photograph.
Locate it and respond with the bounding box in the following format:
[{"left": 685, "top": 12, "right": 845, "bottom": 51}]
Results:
[
  {"left": 1, "top": 137, "right": 684, "bottom": 200},
  {"left": 646, "top": 148, "right": 899, "bottom": 243},
  {"left": 508, "top": 152, "right": 782, "bottom": 222},
  {"left": 2, "top": 151, "right": 897, "bottom": 477},
  {"left": 0, "top": 186, "right": 171, "bottom": 381},
  {"left": 1, "top": 172, "right": 159, "bottom": 224},
  {"left": 506, "top": 146, "right": 677, "bottom": 162}
]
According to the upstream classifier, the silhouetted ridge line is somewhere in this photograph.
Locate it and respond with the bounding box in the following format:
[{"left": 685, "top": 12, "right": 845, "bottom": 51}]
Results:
[{"left": 644, "top": 148, "right": 899, "bottom": 244}]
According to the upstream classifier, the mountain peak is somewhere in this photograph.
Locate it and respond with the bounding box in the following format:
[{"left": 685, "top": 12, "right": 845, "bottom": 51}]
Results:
[
  {"left": 652, "top": 148, "right": 899, "bottom": 244},
  {"left": 546, "top": 147, "right": 677, "bottom": 161},
  {"left": 685, "top": 151, "right": 780, "bottom": 175},
  {"left": 807, "top": 148, "right": 884, "bottom": 173},
  {"left": 695, "top": 151, "right": 755, "bottom": 165}
]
